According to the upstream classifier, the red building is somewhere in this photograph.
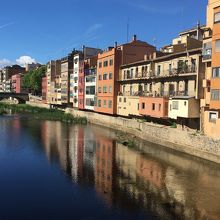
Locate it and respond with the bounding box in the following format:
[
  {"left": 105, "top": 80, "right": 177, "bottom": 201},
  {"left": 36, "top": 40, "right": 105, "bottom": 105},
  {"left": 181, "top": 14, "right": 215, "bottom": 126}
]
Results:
[
  {"left": 42, "top": 77, "right": 47, "bottom": 103},
  {"left": 11, "top": 74, "right": 22, "bottom": 93},
  {"left": 78, "top": 60, "right": 85, "bottom": 110}
]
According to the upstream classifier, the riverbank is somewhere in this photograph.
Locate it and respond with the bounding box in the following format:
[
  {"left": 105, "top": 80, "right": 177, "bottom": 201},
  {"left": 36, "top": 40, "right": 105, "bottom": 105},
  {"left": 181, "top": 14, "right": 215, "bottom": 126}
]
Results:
[
  {"left": 67, "top": 108, "right": 220, "bottom": 164},
  {"left": 0, "top": 103, "right": 87, "bottom": 124}
]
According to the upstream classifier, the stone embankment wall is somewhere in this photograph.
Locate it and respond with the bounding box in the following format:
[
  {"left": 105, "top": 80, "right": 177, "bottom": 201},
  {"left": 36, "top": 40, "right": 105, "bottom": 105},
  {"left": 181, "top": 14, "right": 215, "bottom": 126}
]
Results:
[
  {"left": 26, "top": 101, "right": 50, "bottom": 109},
  {"left": 67, "top": 108, "right": 220, "bottom": 164}
]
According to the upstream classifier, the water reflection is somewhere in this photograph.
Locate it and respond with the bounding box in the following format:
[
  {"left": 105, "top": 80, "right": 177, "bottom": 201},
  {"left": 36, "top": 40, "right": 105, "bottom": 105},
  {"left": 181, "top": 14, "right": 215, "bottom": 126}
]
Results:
[{"left": 38, "top": 121, "right": 220, "bottom": 219}]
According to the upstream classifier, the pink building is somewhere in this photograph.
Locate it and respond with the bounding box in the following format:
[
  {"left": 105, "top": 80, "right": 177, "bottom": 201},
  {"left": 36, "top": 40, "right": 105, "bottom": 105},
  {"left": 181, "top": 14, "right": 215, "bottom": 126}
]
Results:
[
  {"left": 11, "top": 74, "right": 22, "bottom": 93},
  {"left": 139, "top": 97, "right": 169, "bottom": 118}
]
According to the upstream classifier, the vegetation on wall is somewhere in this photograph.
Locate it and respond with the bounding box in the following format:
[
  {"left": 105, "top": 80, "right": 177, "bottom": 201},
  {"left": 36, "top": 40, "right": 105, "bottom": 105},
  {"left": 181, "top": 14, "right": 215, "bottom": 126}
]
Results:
[{"left": 0, "top": 103, "right": 87, "bottom": 124}]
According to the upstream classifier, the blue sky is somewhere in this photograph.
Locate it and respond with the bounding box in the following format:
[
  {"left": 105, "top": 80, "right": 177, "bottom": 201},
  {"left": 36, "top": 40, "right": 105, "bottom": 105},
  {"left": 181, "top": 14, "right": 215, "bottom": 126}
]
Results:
[{"left": 0, "top": 0, "right": 207, "bottom": 66}]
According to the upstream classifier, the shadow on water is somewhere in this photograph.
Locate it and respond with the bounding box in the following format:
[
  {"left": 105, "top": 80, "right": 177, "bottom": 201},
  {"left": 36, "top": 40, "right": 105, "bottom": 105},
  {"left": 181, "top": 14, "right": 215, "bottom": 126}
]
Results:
[{"left": 1, "top": 116, "right": 220, "bottom": 220}]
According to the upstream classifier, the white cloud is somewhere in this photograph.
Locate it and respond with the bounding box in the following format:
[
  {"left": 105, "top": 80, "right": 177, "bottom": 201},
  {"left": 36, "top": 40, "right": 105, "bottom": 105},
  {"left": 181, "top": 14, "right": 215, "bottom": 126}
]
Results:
[
  {"left": 16, "top": 56, "right": 36, "bottom": 66},
  {"left": 0, "top": 58, "right": 12, "bottom": 68},
  {"left": 0, "top": 22, "right": 14, "bottom": 30},
  {"left": 129, "top": 2, "right": 181, "bottom": 15}
]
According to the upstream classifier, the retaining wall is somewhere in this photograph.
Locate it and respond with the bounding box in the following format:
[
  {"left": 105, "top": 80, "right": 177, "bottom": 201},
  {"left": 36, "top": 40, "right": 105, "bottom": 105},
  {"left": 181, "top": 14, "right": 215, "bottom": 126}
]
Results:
[{"left": 67, "top": 108, "right": 220, "bottom": 164}]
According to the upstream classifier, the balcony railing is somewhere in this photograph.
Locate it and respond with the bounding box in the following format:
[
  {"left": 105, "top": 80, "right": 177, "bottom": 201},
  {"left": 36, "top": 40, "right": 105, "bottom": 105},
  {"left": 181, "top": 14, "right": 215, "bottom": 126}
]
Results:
[
  {"left": 120, "top": 66, "right": 197, "bottom": 81},
  {"left": 85, "top": 69, "right": 96, "bottom": 75},
  {"left": 118, "top": 90, "right": 196, "bottom": 98}
]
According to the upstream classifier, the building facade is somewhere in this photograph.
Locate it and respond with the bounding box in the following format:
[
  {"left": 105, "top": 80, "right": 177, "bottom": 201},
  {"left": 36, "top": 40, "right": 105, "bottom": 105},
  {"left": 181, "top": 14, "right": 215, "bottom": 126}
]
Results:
[
  {"left": 117, "top": 30, "right": 205, "bottom": 129},
  {"left": 95, "top": 35, "right": 156, "bottom": 115},
  {"left": 201, "top": 0, "right": 220, "bottom": 139}
]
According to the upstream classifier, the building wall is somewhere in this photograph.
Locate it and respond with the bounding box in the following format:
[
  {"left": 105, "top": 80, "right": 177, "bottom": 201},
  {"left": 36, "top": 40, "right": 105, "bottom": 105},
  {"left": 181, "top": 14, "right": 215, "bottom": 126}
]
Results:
[
  {"left": 139, "top": 97, "right": 169, "bottom": 118},
  {"left": 78, "top": 60, "right": 85, "bottom": 110},
  {"left": 169, "top": 98, "right": 200, "bottom": 119},
  {"left": 72, "top": 54, "right": 80, "bottom": 108},
  {"left": 95, "top": 48, "right": 119, "bottom": 115},
  {"left": 210, "top": 6, "right": 220, "bottom": 110},
  {"left": 117, "top": 96, "right": 140, "bottom": 116},
  {"left": 85, "top": 74, "right": 96, "bottom": 111},
  {"left": 11, "top": 74, "right": 22, "bottom": 93},
  {"left": 203, "top": 110, "right": 220, "bottom": 139}
]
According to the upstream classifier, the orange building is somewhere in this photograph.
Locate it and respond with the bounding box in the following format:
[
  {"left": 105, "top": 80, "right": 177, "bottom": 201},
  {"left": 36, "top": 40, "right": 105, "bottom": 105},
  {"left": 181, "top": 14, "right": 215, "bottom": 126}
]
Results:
[
  {"left": 95, "top": 35, "right": 156, "bottom": 115},
  {"left": 202, "top": 0, "right": 220, "bottom": 139},
  {"left": 139, "top": 97, "right": 169, "bottom": 118}
]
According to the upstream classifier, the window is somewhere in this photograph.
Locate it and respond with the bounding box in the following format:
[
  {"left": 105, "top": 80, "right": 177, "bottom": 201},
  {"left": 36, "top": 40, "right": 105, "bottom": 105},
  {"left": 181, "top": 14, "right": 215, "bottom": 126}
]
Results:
[
  {"left": 109, "top": 73, "right": 113, "bottom": 79},
  {"left": 130, "top": 69, "right": 133, "bottom": 78},
  {"left": 99, "top": 62, "right": 102, "bottom": 68},
  {"left": 152, "top": 103, "right": 155, "bottom": 111},
  {"left": 172, "top": 101, "right": 179, "bottom": 110},
  {"left": 124, "top": 98, "right": 126, "bottom": 103},
  {"left": 98, "top": 87, "right": 102, "bottom": 93},
  {"left": 215, "top": 40, "right": 220, "bottom": 52},
  {"left": 86, "top": 86, "right": 95, "bottom": 95},
  {"left": 98, "top": 100, "right": 101, "bottom": 107},
  {"left": 209, "top": 112, "right": 218, "bottom": 123},
  {"left": 159, "top": 104, "right": 161, "bottom": 111},
  {"left": 103, "top": 100, "right": 107, "bottom": 107},
  {"left": 211, "top": 89, "right": 220, "bottom": 100},
  {"left": 103, "top": 60, "right": 108, "bottom": 67},
  {"left": 212, "top": 67, "right": 220, "bottom": 78},
  {"left": 119, "top": 97, "right": 122, "bottom": 102},
  {"left": 157, "top": 66, "right": 161, "bottom": 76},
  {"left": 142, "top": 102, "right": 145, "bottom": 109},
  {"left": 109, "top": 86, "right": 112, "bottom": 93},
  {"left": 103, "top": 86, "right": 108, "bottom": 93},
  {"left": 214, "top": 12, "right": 220, "bottom": 23},
  {"left": 109, "top": 59, "right": 113, "bottom": 66},
  {"left": 98, "top": 74, "right": 102, "bottom": 80},
  {"left": 169, "top": 64, "right": 172, "bottom": 72},
  {"left": 108, "top": 100, "right": 112, "bottom": 108},
  {"left": 103, "top": 73, "right": 108, "bottom": 80},
  {"left": 184, "top": 101, "right": 187, "bottom": 106}
]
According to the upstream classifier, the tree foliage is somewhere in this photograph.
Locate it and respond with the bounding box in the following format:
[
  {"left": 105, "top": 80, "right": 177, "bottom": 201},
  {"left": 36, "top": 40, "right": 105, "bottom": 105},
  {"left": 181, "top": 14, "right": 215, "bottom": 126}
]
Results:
[{"left": 22, "top": 66, "right": 46, "bottom": 95}]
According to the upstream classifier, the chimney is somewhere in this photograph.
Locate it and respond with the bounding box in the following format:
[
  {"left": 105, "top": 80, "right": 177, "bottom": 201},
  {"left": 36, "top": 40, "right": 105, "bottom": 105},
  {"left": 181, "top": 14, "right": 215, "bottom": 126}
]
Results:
[
  {"left": 114, "top": 42, "right": 118, "bottom": 48},
  {"left": 132, "top": 34, "right": 137, "bottom": 42}
]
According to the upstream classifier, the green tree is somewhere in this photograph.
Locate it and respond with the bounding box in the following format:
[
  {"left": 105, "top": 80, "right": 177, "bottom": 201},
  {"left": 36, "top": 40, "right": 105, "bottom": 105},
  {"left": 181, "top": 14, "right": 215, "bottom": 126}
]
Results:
[{"left": 22, "top": 66, "right": 46, "bottom": 95}]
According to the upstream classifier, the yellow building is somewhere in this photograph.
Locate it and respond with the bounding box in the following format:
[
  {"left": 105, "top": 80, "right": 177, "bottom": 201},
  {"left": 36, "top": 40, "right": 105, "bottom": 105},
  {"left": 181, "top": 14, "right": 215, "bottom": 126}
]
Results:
[{"left": 117, "top": 27, "right": 205, "bottom": 129}]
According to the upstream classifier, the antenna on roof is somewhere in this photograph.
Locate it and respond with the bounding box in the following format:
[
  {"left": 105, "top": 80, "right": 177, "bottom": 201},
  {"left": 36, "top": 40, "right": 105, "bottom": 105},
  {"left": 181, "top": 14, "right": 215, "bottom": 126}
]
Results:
[
  {"left": 153, "top": 37, "right": 157, "bottom": 48},
  {"left": 127, "top": 17, "right": 130, "bottom": 43}
]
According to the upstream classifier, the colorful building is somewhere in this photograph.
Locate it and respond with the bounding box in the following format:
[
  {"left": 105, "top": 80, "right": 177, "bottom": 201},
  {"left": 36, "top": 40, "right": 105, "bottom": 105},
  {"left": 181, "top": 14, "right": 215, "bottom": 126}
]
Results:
[
  {"left": 117, "top": 29, "right": 205, "bottom": 129},
  {"left": 95, "top": 35, "right": 156, "bottom": 115},
  {"left": 84, "top": 56, "right": 98, "bottom": 111},
  {"left": 201, "top": 0, "right": 220, "bottom": 139},
  {"left": 11, "top": 74, "right": 23, "bottom": 93}
]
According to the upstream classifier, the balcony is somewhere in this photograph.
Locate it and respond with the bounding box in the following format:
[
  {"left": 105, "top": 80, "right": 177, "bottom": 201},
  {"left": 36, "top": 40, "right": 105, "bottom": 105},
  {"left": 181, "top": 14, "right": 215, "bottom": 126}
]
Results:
[
  {"left": 85, "top": 68, "right": 96, "bottom": 76},
  {"left": 119, "top": 66, "right": 197, "bottom": 82},
  {"left": 118, "top": 90, "right": 196, "bottom": 98}
]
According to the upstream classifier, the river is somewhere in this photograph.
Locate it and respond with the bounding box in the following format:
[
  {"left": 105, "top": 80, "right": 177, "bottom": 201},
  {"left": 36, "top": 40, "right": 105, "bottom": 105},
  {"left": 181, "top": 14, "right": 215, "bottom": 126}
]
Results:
[{"left": 0, "top": 115, "right": 220, "bottom": 220}]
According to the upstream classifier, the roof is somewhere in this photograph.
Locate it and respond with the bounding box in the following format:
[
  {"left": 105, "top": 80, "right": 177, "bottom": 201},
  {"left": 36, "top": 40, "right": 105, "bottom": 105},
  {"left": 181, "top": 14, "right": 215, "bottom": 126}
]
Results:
[
  {"left": 120, "top": 47, "right": 202, "bottom": 69},
  {"left": 179, "top": 25, "right": 206, "bottom": 36}
]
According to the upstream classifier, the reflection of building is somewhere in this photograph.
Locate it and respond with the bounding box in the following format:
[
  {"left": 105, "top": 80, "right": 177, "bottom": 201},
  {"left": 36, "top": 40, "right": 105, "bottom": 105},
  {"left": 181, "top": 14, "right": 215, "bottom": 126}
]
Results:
[
  {"left": 136, "top": 156, "right": 166, "bottom": 189},
  {"left": 95, "top": 135, "right": 116, "bottom": 206}
]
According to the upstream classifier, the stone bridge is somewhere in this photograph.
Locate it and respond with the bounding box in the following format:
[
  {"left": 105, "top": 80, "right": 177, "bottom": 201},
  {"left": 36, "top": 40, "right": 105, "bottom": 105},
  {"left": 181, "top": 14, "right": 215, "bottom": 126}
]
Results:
[{"left": 0, "top": 93, "right": 29, "bottom": 103}]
